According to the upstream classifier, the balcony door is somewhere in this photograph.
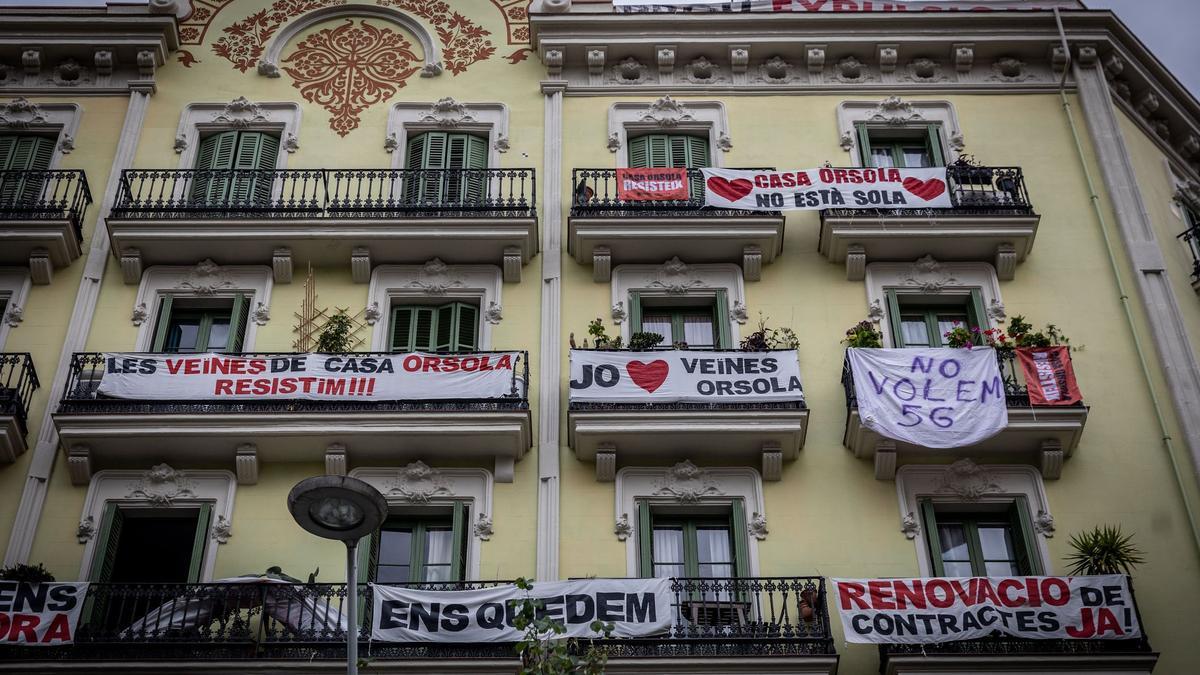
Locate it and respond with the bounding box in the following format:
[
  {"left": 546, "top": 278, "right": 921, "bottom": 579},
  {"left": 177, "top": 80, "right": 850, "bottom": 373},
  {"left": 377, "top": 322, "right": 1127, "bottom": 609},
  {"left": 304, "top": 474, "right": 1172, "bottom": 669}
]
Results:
[
  {"left": 856, "top": 124, "right": 945, "bottom": 168},
  {"left": 919, "top": 498, "right": 1043, "bottom": 576},
  {"left": 885, "top": 290, "right": 986, "bottom": 348},
  {"left": 0, "top": 134, "right": 54, "bottom": 206},
  {"left": 628, "top": 134, "right": 709, "bottom": 199},
  {"left": 88, "top": 503, "right": 212, "bottom": 584},
  {"left": 404, "top": 131, "right": 488, "bottom": 205},
  {"left": 629, "top": 290, "right": 731, "bottom": 349},
  {"left": 150, "top": 295, "right": 250, "bottom": 353},
  {"left": 364, "top": 503, "right": 469, "bottom": 584},
  {"left": 190, "top": 130, "right": 279, "bottom": 207},
  {"left": 389, "top": 302, "right": 478, "bottom": 353}
]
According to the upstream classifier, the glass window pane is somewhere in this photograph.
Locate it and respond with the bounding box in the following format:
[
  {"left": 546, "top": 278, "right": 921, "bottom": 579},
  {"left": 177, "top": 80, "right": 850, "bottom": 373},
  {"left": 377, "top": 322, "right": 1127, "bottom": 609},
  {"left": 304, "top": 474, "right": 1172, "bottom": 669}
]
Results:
[
  {"left": 207, "top": 318, "right": 230, "bottom": 351},
  {"left": 698, "top": 563, "right": 734, "bottom": 580},
  {"left": 985, "top": 560, "right": 1020, "bottom": 576},
  {"left": 900, "top": 317, "right": 930, "bottom": 346},
  {"left": 682, "top": 314, "right": 715, "bottom": 348},
  {"left": 696, "top": 526, "right": 733, "bottom": 565},
  {"left": 978, "top": 525, "right": 1017, "bottom": 561},
  {"left": 379, "top": 528, "right": 413, "bottom": 567},
  {"left": 902, "top": 147, "right": 932, "bottom": 168},
  {"left": 943, "top": 561, "right": 974, "bottom": 577},
  {"left": 938, "top": 524, "right": 970, "bottom": 561},
  {"left": 870, "top": 147, "right": 895, "bottom": 168},
  {"left": 652, "top": 526, "right": 684, "bottom": 578},
  {"left": 376, "top": 565, "right": 410, "bottom": 583},
  {"left": 422, "top": 565, "right": 451, "bottom": 582},
  {"left": 641, "top": 313, "right": 672, "bottom": 341},
  {"left": 425, "top": 528, "right": 454, "bottom": 566},
  {"left": 167, "top": 319, "right": 200, "bottom": 352}
]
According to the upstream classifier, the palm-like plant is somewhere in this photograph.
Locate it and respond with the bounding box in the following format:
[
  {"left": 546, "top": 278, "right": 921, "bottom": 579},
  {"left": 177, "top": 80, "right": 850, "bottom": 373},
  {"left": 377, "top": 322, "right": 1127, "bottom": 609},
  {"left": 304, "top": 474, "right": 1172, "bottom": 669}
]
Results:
[{"left": 1064, "top": 525, "right": 1145, "bottom": 576}]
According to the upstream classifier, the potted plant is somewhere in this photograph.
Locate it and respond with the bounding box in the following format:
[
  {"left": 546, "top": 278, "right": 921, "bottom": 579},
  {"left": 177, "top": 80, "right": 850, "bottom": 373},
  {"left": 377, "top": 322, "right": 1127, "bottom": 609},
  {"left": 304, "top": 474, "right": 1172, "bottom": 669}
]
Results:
[
  {"left": 627, "top": 331, "right": 664, "bottom": 351},
  {"left": 949, "top": 153, "right": 993, "bottom": 187},
  {"left": 740, "top": 313, "right": 799, "bottom": 352},
  {"left": 842, "top": 320, "right": 883, "bottom": 349},
  {"left": 1065, "top": 525, "right": 1145, "bottom": 576},
  {"left": 315, "top": 312, "right": 355, "bottom": 353},
  {"left": 0, "top": 562, "right": 55, "bottom": 583}
]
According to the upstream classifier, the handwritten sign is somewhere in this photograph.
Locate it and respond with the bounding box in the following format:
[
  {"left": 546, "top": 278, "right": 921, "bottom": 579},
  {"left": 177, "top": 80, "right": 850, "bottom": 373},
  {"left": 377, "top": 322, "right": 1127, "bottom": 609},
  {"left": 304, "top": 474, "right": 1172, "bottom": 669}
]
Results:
[{"left": 846, "top": 348, "right": 1007, "bottom": 448}]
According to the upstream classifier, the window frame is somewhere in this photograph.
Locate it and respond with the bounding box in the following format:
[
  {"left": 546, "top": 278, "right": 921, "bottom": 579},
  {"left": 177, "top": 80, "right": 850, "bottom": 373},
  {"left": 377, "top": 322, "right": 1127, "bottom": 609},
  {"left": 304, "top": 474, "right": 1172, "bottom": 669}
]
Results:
[
  {"left": 866, "top": 261, "right": 1003, "bottom": 352},
  {"left": 886, "top": 289, "right": 986, "bottom": 348},
  {"left": 636, "top": 500, "right": 749, "bottom": 580},
  {"left": 388, "top": 301, "right": 480, "bottom": 353},
  {"left": 855, "top": 123, "right": 945, "bottom": 168},
  {"left": 609, "top": 100, "right": 730, "bottom": 169},
  {"left": 133, "top": 264, "right": 272, "bottom": 352},
  {"left": 612, "top": 263, "right": 744, "bottom": 348},
  {"left": 150, "top": 293, "right": 250, "bottom": 353},
  {"left": 366, "top": 501, "right": 470, "bottom": 584},
  {"left": 633, "top": 294, "right": 726, "bottom": 349},
  {"left": 367, "top": 264, "right": 502, "bottom": 352},
  {"left": 0, "top": 269, "right": 32, "bottom": 350},
  {"left": 919, "top": 497, "right": 1043, "bottom": 577}
]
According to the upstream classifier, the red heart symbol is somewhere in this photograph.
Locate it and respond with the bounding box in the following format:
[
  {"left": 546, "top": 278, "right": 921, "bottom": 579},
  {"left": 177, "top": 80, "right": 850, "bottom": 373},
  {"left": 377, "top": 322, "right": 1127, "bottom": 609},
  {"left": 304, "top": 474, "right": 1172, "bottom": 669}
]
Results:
[
  {"left": 706, "top": 176, "right": 754, "bottom": 202},
  {"left": 626, "top": 359, "right": 669, "bottom": 394},
  {"left": 902, "top": 177, "right": 947, "bottom": 201}
]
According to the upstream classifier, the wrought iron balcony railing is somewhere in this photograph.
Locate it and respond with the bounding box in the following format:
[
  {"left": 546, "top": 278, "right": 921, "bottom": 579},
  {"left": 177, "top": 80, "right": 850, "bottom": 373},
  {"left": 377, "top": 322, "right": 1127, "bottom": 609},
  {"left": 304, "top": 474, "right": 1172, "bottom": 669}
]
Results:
[
  {"left": 841, "top": 348, "right": 1083, "bottom": 410},
  {"left": 0, "top": 169, "right": 93, "bottom": 241},
  {"left": 0, "top": 352, "right": 39, "bottom": 437},
  {"left": 58, "top": 351, "right": 529, "bottom": 415},
  {"left": 1176, "top": 224, "right": 1200, "bottom": 281},
  {"left": 821, "top": 165, "right": 1034, "bottom": 218},
  {"left": 110, "top": 168, "right": 536, "bottom": 220},
  {"left": 570, "top": 167, "right": 780, "bottom": 217},
  {"left": 10, "top": 577, "right": 833, "bottom": 661}
]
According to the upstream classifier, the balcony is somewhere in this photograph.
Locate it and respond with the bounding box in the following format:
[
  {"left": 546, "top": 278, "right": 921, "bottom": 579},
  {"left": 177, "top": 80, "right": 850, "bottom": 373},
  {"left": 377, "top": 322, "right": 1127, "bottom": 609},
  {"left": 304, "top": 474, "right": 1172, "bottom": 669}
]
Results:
[
  {"left": 3, "top": 577, "right": 837, "bottom": 673},
  {"left": 819, "top": 166, "right": 1038, "bottom": 281},
  {"left": 0, "top": 169, "right": 93, "bottom": 284},
  {"left": 106, "top": 168, "right": 537, "bottom": 284},
  {"left": 568, "top": 168, "right": 784, "bottom": 281},
  {"left": 841, "top": 350, "right": 1087, "bottom": 480},
  {"left": 54, "top": 352, "right": 531, "bottom": 486},
  {"left": 880, "top": 636, "right": 1156, "bottom": 675},
  {"left": 0, "top": 353, "right": 39, "bottom": 463},
  {"left": 567, "top": 349, "right": 809, "bottom": 481},
  {"left": 1176, "top": 224, "right": 1200, "bottom": 293}
]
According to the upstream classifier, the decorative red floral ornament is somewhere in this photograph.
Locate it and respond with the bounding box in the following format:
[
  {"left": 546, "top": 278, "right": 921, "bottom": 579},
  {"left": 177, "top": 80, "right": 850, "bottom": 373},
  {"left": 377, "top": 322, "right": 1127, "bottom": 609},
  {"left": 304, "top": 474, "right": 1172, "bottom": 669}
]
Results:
[{"left": 283, "top": 20, "right": 420, "bottom": 136}]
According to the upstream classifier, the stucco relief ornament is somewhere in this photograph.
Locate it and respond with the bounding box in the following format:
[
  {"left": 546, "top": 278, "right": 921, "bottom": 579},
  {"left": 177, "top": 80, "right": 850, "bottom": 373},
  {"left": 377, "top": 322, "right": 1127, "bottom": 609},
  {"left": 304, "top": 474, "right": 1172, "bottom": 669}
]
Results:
[
  {"left": 252, "top": 301, "right": 271, "bottom": 326},
  {"left": 987, "top": 299, "right": 1007, "bottom": 324},
  {"left": 900, "top": 512, "right": 920, "bottom": 540},
  {"left": 731, "top": 301, "right": 749, "bottom": 325},
  {"left": 473, "top": 514, "right": 494, "bottom": 541},
  {"left": 905, "top": 57, "right": 947, "bottom": 83},
  {"left": 383, "top": 132, "right": 400, "bottom": 154},
  {"left": 404, "top": 258, "right": 466, "bottom": 295},
  {"left": 485, "top": 301, "right": 503, "bottom": 325},
  {"left": 612, "top": 57, "right": 648, "bottom": 84},
  {"left": 748, "top": 512, "right": 769, "bottom": 540},
  {"left": 648, "top": 257, "right": 706, "bottom": 295},
  {"left": 363, "top": 301, "right": 382, "bottom": 326},
  {"left": 212, "top": 96, "right": 269, "bottom": 128},
  {"left": 653, "top": 460, "right": 724, "bottom": 503},
  {"left": 611, "top": 301, "right": 627, "bottom": 324},
  {"left": 990, "top": 57, "right": 1032, "bottom": 83},
  {"left": 76, "top": 516, "right": 96, "bottom": 544},
  {"left": 174, "top": 135, "right": 188, "bottom": 153},
  {"left": 58, "top": 135, "right": 75, "bottom": 154},
  {"left": 493, "top": 135, "right": 510, "bottom": 153},
  {"left": 606, "top": 133, "right": 622, "bottom": 153},
  {"left": 866, "top": 299, "right": 885, "bottom": 323},
  {"left": 3, "top": 303, "right": 23, "bottom": 328},
  {"left": 131, "top": 302, "right": 149, "bottom": 326},
  {"left": 903, "top": 255, "right": 957, "bottom": 293},
  {"left": 282, "top": 133, "right": 299, "bottom": 153},
  {"left": 760, "top": 55, "right": 792, "bottom": 83},
  {"left": 839, "top": 130, "right": 856, "bottom": 152},
  {"left": 614, "top": 513, "right": 633, "bottom": 541},
  {"left": 176, "top": 259, "right": 235, "bottom": 295},
  {"left": 420, "top": 97, "right": 476, "bottom": 128},
  {"left": 868, "top": 96, "right": 924, "bottom": 127},
  {"left": 211, "top": 515, "right": 233, "bottom": 544},
  {"left": 716, "top": 131, "right": 733, "bottom": 152},
  {"left": 684, "top": 56, "right": 724, "bottom": 84},
  {"left": 640, "top": 96, "right": 694, "bottom": 128},
  {"left": 0, "top": 97, "right": 47, "bottom": 129},
  {"left": 127, "top": 464, "right": 197, "bottom": 506},
  {"left": 835, "top": 55, "right": 875, "bottom": 83},
  {"left": 937, "top": 459, "right": 1001, "bottom": 501},
  {"left": 386, "top": 461, "right": 454, "bottom": 503},
  {"left": 1035, "top": 510, "right": 1056, "bottom": 538}
]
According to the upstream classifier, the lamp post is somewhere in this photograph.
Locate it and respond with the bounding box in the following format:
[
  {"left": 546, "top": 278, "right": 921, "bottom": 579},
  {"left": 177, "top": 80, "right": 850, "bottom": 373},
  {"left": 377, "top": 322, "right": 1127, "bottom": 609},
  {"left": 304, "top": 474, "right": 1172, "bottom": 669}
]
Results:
[{"left": 288, "top": 475, "right": 388, "bottom": 675}]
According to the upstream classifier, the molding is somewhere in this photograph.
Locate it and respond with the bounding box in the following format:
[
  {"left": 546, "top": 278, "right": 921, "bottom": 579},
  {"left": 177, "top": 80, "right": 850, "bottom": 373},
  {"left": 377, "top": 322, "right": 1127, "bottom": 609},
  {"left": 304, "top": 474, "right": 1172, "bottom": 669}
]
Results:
[
  {"left": 615, "top": 462, "right": 765, "bottom": 577},
  {"left": 132, "top": 262, "right": 273, "bottom": 351},
  {"left": 77, "top": 465, "right": 237, "bottom": 582},
  {"left": 611, "top": 259, "right": 744, "bottom": 343},
  {"left": 351, "top": 463, "right": 493, "bottom": 580},
  {"left": 864, "top": 258, "right": 1002, "bottom": 348},
  {"left": 608, "top": 97, "right": 729, "bottom": 167},
  {"left": 0, "top": 268, "right": 32, "bottom": 349},
  {"left": 0, "top": 98, "right": 81, "bottom": 169},
  {"left": 366, "top": 261, "right": 503, "bottom": 351},
  {"left": 896, "top": 461, "right": 1053, "bottom": 576},
  {"left": 836, "top": 96, "right": 963, "bottom": 166},
  {"left": 386, "top": 99, "right": 509, "bottom": 169},
  {"left": 256, "top": 4, "right": 443, "bottom": 81},
  {"left": 173, "top": 98, "right": 301, "bottom": 170}
]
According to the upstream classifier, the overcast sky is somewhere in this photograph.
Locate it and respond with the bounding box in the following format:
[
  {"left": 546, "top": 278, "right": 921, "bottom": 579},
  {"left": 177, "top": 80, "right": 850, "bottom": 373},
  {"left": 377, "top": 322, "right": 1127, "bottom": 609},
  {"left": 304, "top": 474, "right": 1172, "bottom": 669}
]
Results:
[{"left": 1085, "top": 0, "right": 1200, "bottom": 99}]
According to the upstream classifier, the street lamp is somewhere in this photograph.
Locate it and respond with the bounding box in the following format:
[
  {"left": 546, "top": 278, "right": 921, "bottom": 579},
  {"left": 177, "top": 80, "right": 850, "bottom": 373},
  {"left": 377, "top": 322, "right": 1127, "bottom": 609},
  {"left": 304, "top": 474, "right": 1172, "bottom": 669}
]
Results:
[{"left": 288, "top": 475, "right": 388, "bottom": 675}]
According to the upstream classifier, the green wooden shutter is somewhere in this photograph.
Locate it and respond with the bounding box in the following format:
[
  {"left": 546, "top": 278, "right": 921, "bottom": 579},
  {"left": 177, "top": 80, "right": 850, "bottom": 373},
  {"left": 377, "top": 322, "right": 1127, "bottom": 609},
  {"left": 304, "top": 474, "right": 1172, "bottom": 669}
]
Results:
[
  {"left": 187, "top": 503, "right": 212, "bottom": 583},
  {"left": 637, "top": 501, "right": 653, "bottom": 578},
  {"left": 463, "top": 135, "right": 489, "bottom": 204},
  {"left": 0, "top": 136, "right": 54, "bottom": 204},
  {"left": 229, "top": 132, "right": 277, "bottom": 204},
  {"left": 412, "top": 307, "right": 436, "bottom": 352},
  {"left": 432, "top": 305, "right": 455, "bottom": 352},
  {"left": 404, "top": 133, "right": 426, "bottom": 203},
  {"left": 0, "top": 136, "right": 16, "bottom": 169},
  {"left": 647, "top": 135, "right": 670, "bottom": 168},
  {"left": 1010, "top": 497, "right": 1043, "bottom": 575},
  {"left": 450, "top": 501, "right": 467, "bottom": 582},
  {"left": 714, "top": 289, "right": 732, "bottom": 349},
  {"left": 629, "top": 291, "right": 643, "bottom": 334},
  {"left": 919, "top": 499, "right": 946, "bottom": 576},
  {"left": 967, "top": 289, "right": 988, "bottom": 331},
  {"left": 390, "top": 306, "right": 415, "bottom": 352},
  {"left": 88, "top": 503, "right": 125, "bottom": 582},
  {"left": 628, "top": 136, "right": 649, "bottom": 169},
  {"left": 453, "top": 303, "right": 478, "bottom": 351},
  {"left": 730, "top": 499, "right": 750, "bottom": 579},
  {"left": 356, "top": 532, "right": 375, "bottom": 631},
  {"left": 151, "top": 296, "right": 175, "bottom": 351},
  {"left": 856, "top": 124, "right": 873, "bottom": 166},
  {"left": 226, "top": 293, "right": 249, "bottom": 353},
  {"left": 885, "top": 290, "right": 904, "bottom": 347},
  {"left": 192, "top": 130, "right": 239, "bottom": 203},
  {"left": 926, "top": 125, "right": 946, "bottom": 167}
]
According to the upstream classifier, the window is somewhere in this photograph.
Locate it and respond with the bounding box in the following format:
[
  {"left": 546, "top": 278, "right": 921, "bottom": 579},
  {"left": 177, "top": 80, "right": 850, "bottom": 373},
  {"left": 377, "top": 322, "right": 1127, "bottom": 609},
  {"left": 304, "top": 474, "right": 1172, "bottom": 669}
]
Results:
[
  {"left": 636, "top": 501, "right": 749, "bottom": 580},
  {"left": 628, "top": 134, "right": 709, "bottom": 200},
  {"left": 919, "top": 497, "right": 1042, "bottom": 576},
  {"left": 0, "top": 134, "right": 54, "bottom": 204},
  {"left": 88, "top": 503, "right": 212, "bottom": 583},
  {"left": 405, "top": 131, "right": 488, "bottom": 204},
  {"left": 856, "top": 124, "right": 945, "bottom": 168},
  {"left": 150, "top": 295, "right": 250, "bottom": 353},
  {"left": 629, "top": 290, "right": 730, "bottom": 349},
  {"left": 885, "top": 289, "right": 986, "bottom": 348},
  {"left": 363, "top": 502, "right": 469, "bottom": 584},
  {"left": 190, "top": 130, "right": 280, "bottom": 205},
  {"left": 389, "top": 302, "right": 478, "bottom": 352}
]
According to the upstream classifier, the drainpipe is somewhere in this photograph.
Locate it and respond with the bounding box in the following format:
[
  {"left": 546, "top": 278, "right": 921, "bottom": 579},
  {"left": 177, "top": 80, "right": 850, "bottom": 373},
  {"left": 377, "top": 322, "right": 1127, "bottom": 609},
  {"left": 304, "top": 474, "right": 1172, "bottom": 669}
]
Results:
[{"left": 1053, "top": 7, "right": 1200, "bottom": 557}]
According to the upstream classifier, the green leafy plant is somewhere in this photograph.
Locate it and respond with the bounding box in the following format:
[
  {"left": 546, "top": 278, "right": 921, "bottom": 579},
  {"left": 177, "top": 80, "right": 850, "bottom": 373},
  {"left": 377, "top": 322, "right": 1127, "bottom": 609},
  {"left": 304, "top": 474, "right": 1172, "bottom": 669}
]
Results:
[
  {"left": 316, "top": 312, "right": 355, "bottom": 353},
  {"left": 842, "top": 320, "right": 883, "bottom": 348},
  {"left": 513, "top": 577, "right": 613, "bottom": 674},
  {"left": 585, "top": 318, "right": 623, "bottom": 350},
  {"left": 1006, "top": 315, "right": 1072, "bottom": 349},
  {"left": 0, "top": 563, "right": 55, "bottom": 583},
  {"left": 942, "top": 322, "right": 975, "bottom": 349},
  {"left": 1064, "top": 525, "right": 1145, "bottom": 576},
  {"left": 627, "top": 331, "right": 664, "bottom": 351},
  {"left": 740, "top": 313, "right": 800, "bottom": 351}
]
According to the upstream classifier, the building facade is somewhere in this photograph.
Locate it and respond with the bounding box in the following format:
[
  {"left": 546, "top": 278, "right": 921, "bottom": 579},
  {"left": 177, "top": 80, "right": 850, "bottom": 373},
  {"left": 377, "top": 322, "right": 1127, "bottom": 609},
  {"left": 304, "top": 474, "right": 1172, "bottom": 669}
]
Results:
[{"left": 1, "top": 0, "right": 1200, "bottom": 672}]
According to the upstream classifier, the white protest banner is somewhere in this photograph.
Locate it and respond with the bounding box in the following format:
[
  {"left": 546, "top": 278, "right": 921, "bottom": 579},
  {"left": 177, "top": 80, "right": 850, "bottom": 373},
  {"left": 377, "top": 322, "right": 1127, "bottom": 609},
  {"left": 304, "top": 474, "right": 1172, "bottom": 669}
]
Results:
[
  {"left": 96, "top": 352, "right": 523, "bottom": 401},
  {"left": 701, "top": 167, "right": 953, "bottom": 212},
  {"left": 569, "top": 350, "right": 803, "bottom": 403},
  {"left": 832, "top": 576, "right": 1141, "bottom": 644},
  {"left": 0, "top": 582, "right": 89, "bottom": 646},
  {"left": 372, "top": 578, "right": 672, "bottom": 642},
  {"left": 613, "top": 0, "right": 1081, "bottom": 11},
  {"left": 846, "top": 348, "right": 1007, "bottom": 448}
]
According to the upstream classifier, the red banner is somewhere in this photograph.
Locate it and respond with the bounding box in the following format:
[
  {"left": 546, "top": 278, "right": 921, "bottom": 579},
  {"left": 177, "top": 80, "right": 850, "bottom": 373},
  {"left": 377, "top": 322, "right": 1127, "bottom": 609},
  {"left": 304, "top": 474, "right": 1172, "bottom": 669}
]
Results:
[
  {"left": 1017, "top": 346, "right": 1081, "bottom": 406},
  {"left": 616, "top": 167, "right": 689, "bottom": 201}
]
